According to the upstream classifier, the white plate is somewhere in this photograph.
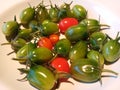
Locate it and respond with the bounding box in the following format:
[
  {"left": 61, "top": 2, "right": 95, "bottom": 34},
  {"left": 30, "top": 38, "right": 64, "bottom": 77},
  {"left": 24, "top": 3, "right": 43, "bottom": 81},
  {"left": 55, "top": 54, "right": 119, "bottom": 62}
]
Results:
[{"left": 0, "top": 0, "right": 120, "bottom": 90}]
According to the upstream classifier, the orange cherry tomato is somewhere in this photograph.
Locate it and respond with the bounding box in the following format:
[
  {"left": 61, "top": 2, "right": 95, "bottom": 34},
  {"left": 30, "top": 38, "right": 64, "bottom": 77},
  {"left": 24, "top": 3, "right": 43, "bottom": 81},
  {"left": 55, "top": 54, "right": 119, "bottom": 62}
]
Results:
[
  {"left": 37, "top": 37, "right": 53, "bottom": 50},
  {"left": 49, "top": 34, "right": 59, "bottom": 45}
]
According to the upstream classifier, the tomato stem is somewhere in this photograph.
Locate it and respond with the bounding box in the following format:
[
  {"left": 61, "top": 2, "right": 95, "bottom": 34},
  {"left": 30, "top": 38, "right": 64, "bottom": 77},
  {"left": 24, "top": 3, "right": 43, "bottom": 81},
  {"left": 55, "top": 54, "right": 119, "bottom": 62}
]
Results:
[
  {"left": 102, "top": 69, "right": 118, "bottom": 76},
  {"left": 69, "top": 1, "right": 73, "bottom": 5},
  {"left": 106, "top": 34, "right": 112, "bottom": 40},
  {"left": 14, "top": 15, "right": 17, "bottom": 21},
  {"left": 17, "top": 76, "right": 27, "bottom": 82},
  {"left": 116, "top": 32, "right": 120, "bottom": 41},
  {"left": 27, "top": 2, "right": 32, "bottom": 8},
  {"left": 7, "top": 51, "right": 15, "bottom": 55},
  {"left": 18, "top": 68, "right": 29, "bottom": 74},
  {"left": 117, "top": 36, "right": 120, "bottom": 41},
  {"left": 100, "top": 24, "right": 110, "bottom": 28},
  {"left": 1, "top": 42, "right": 11, "bottom": 45},
  {"left": 12, "top": 58, "right": 27, "bottom": 61},
  {"left": 100, "top": 24, "right": 110, "bottom": 30},
  {"left": 49, "top": 0, "right": 53, "bottom": 7}
]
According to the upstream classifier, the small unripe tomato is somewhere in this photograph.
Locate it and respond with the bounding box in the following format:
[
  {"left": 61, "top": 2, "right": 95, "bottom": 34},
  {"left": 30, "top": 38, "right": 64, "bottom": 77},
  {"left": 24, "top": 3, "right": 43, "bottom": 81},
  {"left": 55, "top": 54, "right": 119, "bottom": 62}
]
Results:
[
  {"left": 2, "top": 21, "right": 19, "bottom": 37},
  {"left": 20, "top": 7, "right": 35, "bottom": 24}
]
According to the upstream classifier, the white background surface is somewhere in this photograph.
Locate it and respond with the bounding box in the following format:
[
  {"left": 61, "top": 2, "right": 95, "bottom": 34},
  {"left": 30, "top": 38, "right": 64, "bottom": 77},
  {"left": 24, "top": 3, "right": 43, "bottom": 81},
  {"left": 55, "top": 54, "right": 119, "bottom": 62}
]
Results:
[
  {"left": 0, "top": 0, "right": 120, "bottom": 90},
  {"left": 1, "top": 0, "right": 120, "bottom": 32},
  {"left": 0, "top": 0, "right": 120, "bottom": 15}
]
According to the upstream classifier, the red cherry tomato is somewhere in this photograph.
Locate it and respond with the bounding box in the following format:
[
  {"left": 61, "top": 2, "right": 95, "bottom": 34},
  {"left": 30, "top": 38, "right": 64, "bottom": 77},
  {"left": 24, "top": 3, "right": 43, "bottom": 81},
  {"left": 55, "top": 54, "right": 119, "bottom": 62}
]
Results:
[
  {"left": 51, "top": 57, "right": 70, "bottom": 73},
  {"left": 37, "top": 37, "right": 53, "bottom": 50},
  {"left": 59, "top": 17, "right": 78, "bottom": 33},
  {"left": 49, "top": 34, "right": 59, "bottom": 45}
]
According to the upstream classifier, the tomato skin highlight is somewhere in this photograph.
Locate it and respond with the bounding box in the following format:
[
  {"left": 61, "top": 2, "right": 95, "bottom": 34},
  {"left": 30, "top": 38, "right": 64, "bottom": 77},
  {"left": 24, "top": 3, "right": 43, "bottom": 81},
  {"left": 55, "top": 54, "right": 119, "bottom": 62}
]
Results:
[
  {"left": 37, "top": 37, "right": 53, "bottom": 50},
  {"left": 51, "top": 57, "right": 70, "bottom": 73},
  {"left": 59, "top": 17, "right": 78, "bottom": 33}
]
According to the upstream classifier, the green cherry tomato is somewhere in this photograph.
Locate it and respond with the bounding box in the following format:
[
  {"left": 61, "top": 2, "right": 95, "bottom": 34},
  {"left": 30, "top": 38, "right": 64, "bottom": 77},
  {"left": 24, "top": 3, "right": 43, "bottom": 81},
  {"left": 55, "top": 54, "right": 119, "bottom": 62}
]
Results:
[
  {"left": 54, "top": 39, "right": 71, "bottom": 57},
  {"left": 87, "top": 50, "right": 104, "bottom": 68},
  {"left": 80, "top": 19, "right": 110, "bottom": 33},
  {"left": 16, "top": 42, "right": 36, "bottom": 63},
  {"left": 20, "top": 7, "right": 35, "bottom": 24},
  {"left": 58, "top": 7, "right": 67, "bottom": 19},
  {"left": 36, "top": 5, "right": 49, "bottom": 23},
  {"left": 29, "top": 47, "right": 53, "bottom": 63},
  {"left": 72, "top": 5, "right": 87, "bottom": 21},
  {"left": 2, "top": 21, "right": 19, "bottom": 41},
  {"left": 49, "top": 5, "right": 59, "bottom": 22},
  {"left": 70, "top": 58, "right": 101, "bottom": 83},
  {"left": 59, "top": 2, "right": 74, "bottom": 18},
  {"left": 11, "top": 38, "right": 27, "bottom": 52},
  {"left": 80, "top": 19, "right": 100, "bottom": 33},
  {"left": 69, "top": 41, "right": 87, "bottom": 63},
  {"left": 17, "top": 29, "right": 32, "bottom": 41},
  {"left": 102, "top": 37, "right": 120, "bottom": 63},
  {"left": 42, "top": 20, "right": 51, "bottom": 25},
  {"left": 27, "top": 65, "right": 56, "bottom": 90},
  {"left": 89, "top": 32, "right": 107, "bottom": 51},
  {"left": 42, "top": 21, "right": 59, "bottom": 36},
  {"left": 28, "top": 20, "right": 38, "bottom": 32},
  {"left": 65, "top": 24, "right": 88, "bottom": 42}
]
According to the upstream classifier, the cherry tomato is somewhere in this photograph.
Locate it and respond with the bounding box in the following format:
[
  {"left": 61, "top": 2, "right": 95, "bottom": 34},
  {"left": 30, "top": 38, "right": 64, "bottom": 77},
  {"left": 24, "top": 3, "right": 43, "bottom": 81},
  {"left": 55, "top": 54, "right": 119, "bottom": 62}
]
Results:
[
  {"left": 70, "top": 58, "right": 101, "bottom": 83},
  {"left": 37, "top": 37, "right": 53, "bottom": 50},
  {"left": 27, "top": 65, "right": 56, "bottom": 90},
  {"left": 20, "top": 7, "right": 35, "bottom": 25},
  {"left": 49, "top": 34, "right": 59, "bottom": 45},
  {"left": 59, "top": 17, "right": 78, "bottom": 33},
  {"left": 51, "top": 57, "right": 70, "bottom": 73}
]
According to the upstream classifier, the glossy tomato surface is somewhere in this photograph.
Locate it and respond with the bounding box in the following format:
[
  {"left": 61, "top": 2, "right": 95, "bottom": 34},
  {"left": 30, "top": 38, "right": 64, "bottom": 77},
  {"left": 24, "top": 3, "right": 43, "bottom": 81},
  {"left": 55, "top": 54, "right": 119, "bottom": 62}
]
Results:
[
  {"left": 51, "top": 57, "right": 70, "bottom": 73},
  {"left": 59, "top": 18, "right": 78, "bottom": 33}
]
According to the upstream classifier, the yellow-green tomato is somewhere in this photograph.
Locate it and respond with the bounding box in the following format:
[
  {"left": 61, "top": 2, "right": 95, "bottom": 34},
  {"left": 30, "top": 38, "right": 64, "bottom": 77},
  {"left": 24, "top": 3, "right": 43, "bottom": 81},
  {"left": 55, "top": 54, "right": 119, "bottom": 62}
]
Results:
[
  {"left": 29, "top": 47, "right": 53, "bottom": 63},
  {"left": 16, "top": 42, "right": 36, "bottom": 63},
  {"left": 54, "top": 39, "right": 71, "bottom": 57},
  {"left": 49, "top": 6, "right": 59, "bottom": 22},
  {"left": 20, "top": 7, "right": 35, "bottom": 24},
  {"left": 27, "top": 65, "right": 56, "bottom": 90},
  {"left": 87, "top": 50, "right": 104, "bottom": 68},
  {"left": 17, "top": 29, "right": 32, "bottom": 41},
  {"left": 72, "top": 5, "right": 87, "bottom": 21},
  {"left": 89, "top": 32, "right": 107, "bottom": 51},
  {"left": 42, "top": 21, "right": 59, "bottom": 36},
  {"left": 2, "top": 21, "right": 19, "bottom": 40},
  {"left": 70, "top": 58, "right": 101, "bottom": 83},
  {"left": 69, "top": 41, "right": 87, "bottom": 63},
  {"left": 102, "top": 38, "right": 120, "bottom": 63},
  {"left": 65, "top": 24, "right": 88, "bottom": 42},
  {"left": 11, "top": 38, "right": 27, "bottom": 52}
]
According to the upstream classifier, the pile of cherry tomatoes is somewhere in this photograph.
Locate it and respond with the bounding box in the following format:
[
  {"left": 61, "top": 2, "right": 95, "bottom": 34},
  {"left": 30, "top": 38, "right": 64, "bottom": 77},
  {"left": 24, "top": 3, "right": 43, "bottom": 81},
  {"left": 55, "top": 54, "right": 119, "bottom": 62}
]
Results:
[{"left": 2, "top": 1, "right": 120, "bottom": 90}]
